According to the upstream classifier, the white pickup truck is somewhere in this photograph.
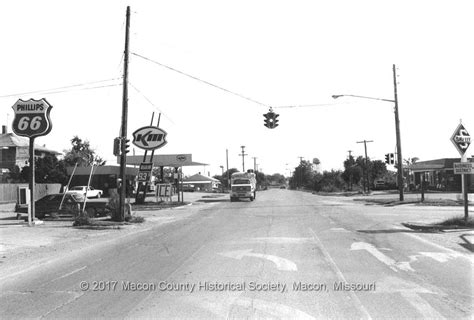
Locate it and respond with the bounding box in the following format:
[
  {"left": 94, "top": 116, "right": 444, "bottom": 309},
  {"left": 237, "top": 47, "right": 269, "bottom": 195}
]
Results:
[
  {"left": 230, "top": 171, "right": 257, "bottom": 202},
  {"left": 67, "top": 186, "right": 103, "bottom": 198}
]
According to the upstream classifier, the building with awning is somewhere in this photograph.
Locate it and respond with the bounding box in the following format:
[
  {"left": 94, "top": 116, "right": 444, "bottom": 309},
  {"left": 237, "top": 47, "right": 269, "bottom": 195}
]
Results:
[
  {"left": 66, "top": 165, "right": 139, "bottom": 197},
  {"left": 182, "top": 173, "right": 221, "bottom": 192},
  {"left": 121, "top": 154, "right": 208, "bottom": 183},
  {"left": 407, "top": 158, "right": 473, "bottom": 192},
  {"left": 121, "top": 154, "right": 207, "bottom": 168}
]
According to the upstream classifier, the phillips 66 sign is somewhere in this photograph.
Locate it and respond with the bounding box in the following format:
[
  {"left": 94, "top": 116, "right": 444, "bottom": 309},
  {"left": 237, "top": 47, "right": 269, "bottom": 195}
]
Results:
[{"left": 11, "top": 98, "right": 53, "bottom": 138}]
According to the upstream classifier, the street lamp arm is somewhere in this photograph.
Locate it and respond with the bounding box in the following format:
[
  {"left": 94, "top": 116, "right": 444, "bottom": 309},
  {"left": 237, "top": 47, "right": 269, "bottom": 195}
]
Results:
[{"left": 332, "top": 94, "right": 395, "bottom": 103}]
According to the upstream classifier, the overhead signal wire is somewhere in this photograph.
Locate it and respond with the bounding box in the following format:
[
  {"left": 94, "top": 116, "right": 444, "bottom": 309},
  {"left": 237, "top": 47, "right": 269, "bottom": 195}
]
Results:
[
  {"left": 273, "top": 102, "right": 352, "bottom": 109},
  {"left": 0, "top": 78, "right": 122, "bottom": 99},
  {"left": 131, "top": 52, "right": 357, "bottom": 111},
  {"left": 131, "top": 52, "right": 268, "bottom": 107}
]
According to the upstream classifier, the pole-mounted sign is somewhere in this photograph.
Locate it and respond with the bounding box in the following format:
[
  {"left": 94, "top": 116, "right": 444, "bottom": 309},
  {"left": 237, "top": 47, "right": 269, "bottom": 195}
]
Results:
[
  {"left": 11, "top": 98, "right": 53, "bottom": 226},
  {"left": 137, "top": 162, "right": 153, "bottom": 182},
  {"left": 11, "top": 98, "right": 53, "bottom": 138},
  {"left": 450, "top": 123, "right": 471, "bottom": 156},
  {"left": 450, "top": 122, "right": 471, "bottom": 222},
  {"left": 132, "top": 126, "right": 167, "bottom": 150}
]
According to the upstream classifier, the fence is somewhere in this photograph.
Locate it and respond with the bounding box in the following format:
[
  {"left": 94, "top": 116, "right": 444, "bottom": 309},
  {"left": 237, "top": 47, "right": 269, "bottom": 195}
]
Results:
[{"left": 0, "top": 183, "right": 61, "bottom": 203}]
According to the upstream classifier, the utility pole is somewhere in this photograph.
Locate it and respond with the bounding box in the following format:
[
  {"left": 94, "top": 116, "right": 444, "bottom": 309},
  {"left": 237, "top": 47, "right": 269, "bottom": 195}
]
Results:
[
  {"left": 226, "top": 149, "right": 229, "bottom": 189},
  {"left": 239, "top": 146, "right": 247, "bottom": 172},
  {"left": 252, "top": 157, "right": 257, "bottom": 172},
  {"left": 118, "top": 6, "right": 130, "bottom": 222},
  {"left": 393, "top": 64, "right": 404, "bottom": 201},
  {"left": 298, "top": 156, "right": 304, "bottom": 188},
  {"left": 347, "top": 150, "right": 353, "bottom": 191},
  {"left": 356, "top": 140, "right": 373, "bottom": 193}
]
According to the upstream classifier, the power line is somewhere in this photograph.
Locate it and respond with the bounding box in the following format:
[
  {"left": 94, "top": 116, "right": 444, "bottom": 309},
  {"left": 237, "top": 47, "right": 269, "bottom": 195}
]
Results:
[
  {"left": 129, "top": 82, "right": 175, "bottom": 125},
  {"left": 131, "top": 52, "right": 268, "bottom": 107},
  {"left": 131, "top": 52, "right": 359, "bottom": 111},
  {"left": 15, "top": 83, "right": 122, "bottom": 97},
  {"left": 0, "top": 78, "right": 122, "bottom": 99},
  {"left": 274, "top": 103, "right": 349, "bottom": 109}
]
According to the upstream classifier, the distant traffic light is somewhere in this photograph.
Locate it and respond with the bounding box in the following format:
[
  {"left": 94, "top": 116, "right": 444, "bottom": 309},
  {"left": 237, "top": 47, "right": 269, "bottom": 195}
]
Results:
[
  {"left": 263, "top": 107, "right": 279, "bottom": 129},
  {"left": 384, "top": 153, "right": 395, "bottom": 165}
]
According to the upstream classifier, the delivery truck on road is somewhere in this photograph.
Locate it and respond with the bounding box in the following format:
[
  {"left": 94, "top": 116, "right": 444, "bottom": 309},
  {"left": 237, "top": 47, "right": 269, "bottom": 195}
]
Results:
[{"left": 230, "top": 171, "right": 257, "bottom": 202}]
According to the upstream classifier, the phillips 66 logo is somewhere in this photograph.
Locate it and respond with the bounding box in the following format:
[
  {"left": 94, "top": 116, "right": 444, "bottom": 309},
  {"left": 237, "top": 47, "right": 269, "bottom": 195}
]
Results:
[{"left": 11, "top": 98, "right": 53, "bottom": 138}]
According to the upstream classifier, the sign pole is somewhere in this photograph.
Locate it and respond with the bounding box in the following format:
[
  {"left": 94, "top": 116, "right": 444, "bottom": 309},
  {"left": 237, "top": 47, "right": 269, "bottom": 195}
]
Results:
[
  {"left": 450, "top": 121, "right": 471, "bottom": 222},
  {"left": 461, "top": 154, "right": 468, "bottom": 222},
  {"left": 464, "top": 172, "right": 468, "bottom": 222},
  {"left": 29, "top": 137, "right": 35, "bottom": 226},
  {"left": 11, "top": 98, "right": 53, "bottom": 226}
]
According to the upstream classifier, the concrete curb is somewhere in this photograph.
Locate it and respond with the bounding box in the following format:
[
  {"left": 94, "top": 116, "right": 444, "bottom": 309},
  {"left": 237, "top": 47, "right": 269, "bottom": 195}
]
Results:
[{"left": 402, "top": 222, "right": 474, "bottom": 232}]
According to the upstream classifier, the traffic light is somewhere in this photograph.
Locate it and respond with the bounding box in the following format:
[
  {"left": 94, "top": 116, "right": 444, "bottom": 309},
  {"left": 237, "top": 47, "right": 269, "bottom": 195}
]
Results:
[
  {"left": 113, "top": 137, "right": 121, "bottom": 156},
  {"left": 264, "top": 113, "right": 271, "bottom": 128},
  {"left": 272, "top": 113, "right": 279, "bottom": 128},
  {"left": 384, "top": 153, "right": 395, "bottom": 165},
  {"left": 389, "top": 153, "right": 395, "bottom": 165},
  {"left": 123, "top": 139, "right": 130, "bottom": 154},
  {"left": 263, "top": 108, "right": 279, "bottom": 129}
]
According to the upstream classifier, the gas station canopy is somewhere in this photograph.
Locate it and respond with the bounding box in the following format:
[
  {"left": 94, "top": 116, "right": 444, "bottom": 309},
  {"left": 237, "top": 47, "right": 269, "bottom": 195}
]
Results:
[{"left": 118, "top": 154, "right": 208, "bottom": 167}]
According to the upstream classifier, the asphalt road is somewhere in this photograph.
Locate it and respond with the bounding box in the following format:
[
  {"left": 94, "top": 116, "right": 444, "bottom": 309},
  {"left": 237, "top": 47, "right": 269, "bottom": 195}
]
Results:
[{"left": 1, "top": 190, "right": 472, "bottom": 319}]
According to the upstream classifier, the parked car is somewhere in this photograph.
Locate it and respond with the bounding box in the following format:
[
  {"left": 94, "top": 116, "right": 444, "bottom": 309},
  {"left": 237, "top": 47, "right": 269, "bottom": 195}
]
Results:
[
  {"left": 15, "top": 193, "right": 110, "bottom": 219},
  {"left": 67, "top": 186, "right": 103, "bottom": 198}
]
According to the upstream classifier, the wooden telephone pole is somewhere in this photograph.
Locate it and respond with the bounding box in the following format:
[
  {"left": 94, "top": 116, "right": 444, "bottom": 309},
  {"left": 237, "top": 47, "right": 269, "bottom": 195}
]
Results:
[
  {"left": 357, "top": 140, "right": 373, "bottom": 193},
  {"left": 118, "top": 6, "right": 130, "bottom": 221}
]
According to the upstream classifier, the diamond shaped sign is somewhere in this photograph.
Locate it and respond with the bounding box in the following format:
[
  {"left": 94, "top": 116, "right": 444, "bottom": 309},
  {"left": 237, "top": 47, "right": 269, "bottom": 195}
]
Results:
[{"left": 450, "top": 123, "right": 471, "bottom": 156}]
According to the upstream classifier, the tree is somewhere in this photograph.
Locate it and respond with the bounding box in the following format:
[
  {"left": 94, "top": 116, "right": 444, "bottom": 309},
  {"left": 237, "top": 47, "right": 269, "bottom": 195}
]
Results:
[
  {"left": 256, "top": 171, "right": 267, "bottom": 187},
  {"left": 63, "top": 136, "right": 106, "bottom": 167},
  {"left": 20, "top": 154, "right": 68, "bottom": 185},
  {"left": 368, "top": 160, "right": 388, "bottom": 185},
  {"left": 313, "top": 170, "right": 345, "bottom": 192},
  {"left": 267, "top": 173, "right": 286, "bottom": 185},
  {"left": 214, "top": 168, "right": 239, "bottom": 189},
  {"left": 290, "top": 160, "right": 314, "bottom": 189},
  {"left": 35, "top": 154, "right": 68, "bottom": 184},
  {"left": 6, "top": 165, "right": 24, "bottom": 183},
  {"left": 341, "top": 155, "right": 362, "bottom": 190}
]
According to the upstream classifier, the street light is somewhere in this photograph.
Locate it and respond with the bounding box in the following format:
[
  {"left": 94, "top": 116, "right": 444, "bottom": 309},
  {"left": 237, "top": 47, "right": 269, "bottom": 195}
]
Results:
[{"left": 332, "top": 64, "right": 404, "bottom": 201}]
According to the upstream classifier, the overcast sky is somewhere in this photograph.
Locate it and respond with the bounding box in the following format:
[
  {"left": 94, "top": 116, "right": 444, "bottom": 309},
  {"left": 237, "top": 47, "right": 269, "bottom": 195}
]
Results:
[{"left": 1, "top": 0, "right": 473, "bottom": 177}]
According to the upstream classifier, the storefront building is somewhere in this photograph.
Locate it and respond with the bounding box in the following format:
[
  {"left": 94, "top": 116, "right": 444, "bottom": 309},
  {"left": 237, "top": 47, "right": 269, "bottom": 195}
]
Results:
[{"left": 408, "top": 158, "right": 473, "bottom": 192}]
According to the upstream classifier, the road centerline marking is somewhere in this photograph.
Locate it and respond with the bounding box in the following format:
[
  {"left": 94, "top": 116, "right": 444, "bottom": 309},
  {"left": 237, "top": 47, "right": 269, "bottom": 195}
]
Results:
[{"left": 309, "top": 228, "right": 372, "bottom": 320}]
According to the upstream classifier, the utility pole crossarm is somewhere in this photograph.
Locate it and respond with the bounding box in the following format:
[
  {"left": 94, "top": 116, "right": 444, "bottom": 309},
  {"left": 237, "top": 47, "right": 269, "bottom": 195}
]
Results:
[{"left": 239, "top": 146, "right": 248, "bottom": 172}]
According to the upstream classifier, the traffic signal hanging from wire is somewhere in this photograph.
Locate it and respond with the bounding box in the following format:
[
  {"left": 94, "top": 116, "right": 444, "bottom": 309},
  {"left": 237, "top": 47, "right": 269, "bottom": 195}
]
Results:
[{"left": 263, "top": 107, "right": 279, "bottom": 129}]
